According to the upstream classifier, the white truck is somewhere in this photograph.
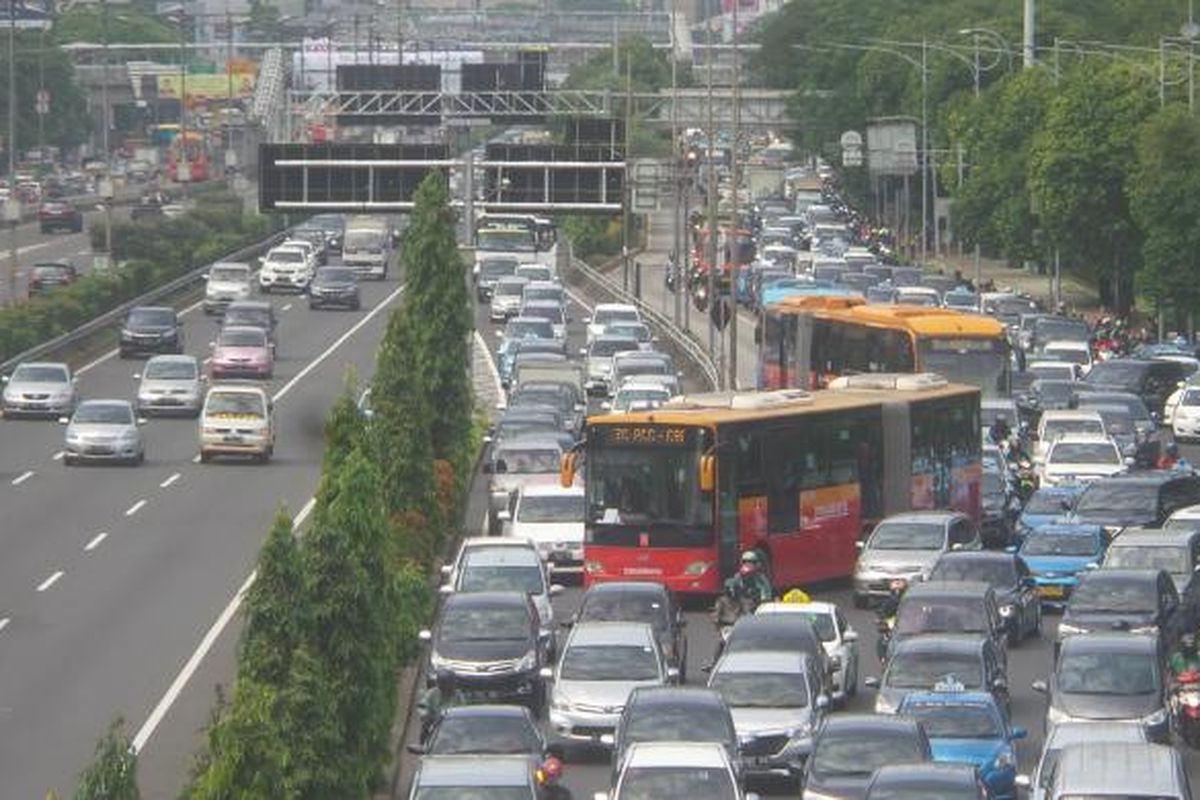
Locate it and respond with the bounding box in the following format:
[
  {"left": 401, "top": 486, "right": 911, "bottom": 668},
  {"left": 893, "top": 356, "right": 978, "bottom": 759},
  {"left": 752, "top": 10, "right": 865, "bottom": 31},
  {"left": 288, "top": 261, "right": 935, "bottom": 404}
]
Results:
[{"left": 341, "top": 216, "right": 392, "bottom": 280}]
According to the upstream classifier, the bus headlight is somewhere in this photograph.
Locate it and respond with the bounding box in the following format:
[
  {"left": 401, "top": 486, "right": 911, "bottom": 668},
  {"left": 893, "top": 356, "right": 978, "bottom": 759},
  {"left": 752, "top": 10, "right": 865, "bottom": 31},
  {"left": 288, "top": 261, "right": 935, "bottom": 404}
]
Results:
[{"left": 684, "top": 560, "right": 714, "bottom": 575}]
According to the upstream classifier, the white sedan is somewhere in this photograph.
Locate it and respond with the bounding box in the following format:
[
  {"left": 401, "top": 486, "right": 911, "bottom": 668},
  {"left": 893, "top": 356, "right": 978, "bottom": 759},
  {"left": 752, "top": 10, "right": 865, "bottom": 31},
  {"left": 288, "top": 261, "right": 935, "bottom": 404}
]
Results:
[
  {"left": 1039, "top": 434, "right": 1127, "bottom": 486},
  {"left": 755, "top": 601, "right": 860, "bottom": 705},
  {"left": 1172, "top": 386, "right": 1200, "bottom": 441}
]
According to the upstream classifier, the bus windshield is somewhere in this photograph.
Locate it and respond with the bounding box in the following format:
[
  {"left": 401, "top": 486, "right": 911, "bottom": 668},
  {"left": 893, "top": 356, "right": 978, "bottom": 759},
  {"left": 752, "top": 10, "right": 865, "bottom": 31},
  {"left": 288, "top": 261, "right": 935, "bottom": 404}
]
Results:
[
  {"left": 918, "top": 337, "right": 1011, "bottom": 396},
  {"left": 477, "top": 228, "right": 536, "bottom": 253},
  {"left": 586, "top": 426, "right": 712, "bottom": 529}
]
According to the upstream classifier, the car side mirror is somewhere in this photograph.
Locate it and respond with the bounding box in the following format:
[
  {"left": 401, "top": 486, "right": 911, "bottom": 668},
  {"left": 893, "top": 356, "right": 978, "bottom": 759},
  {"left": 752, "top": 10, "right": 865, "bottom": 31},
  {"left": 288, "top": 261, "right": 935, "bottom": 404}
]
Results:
[
  {"left": 539, "top": 666, "right": 554, "bottom": 680},
  {"left": 132, "top": 373, "right": 142, "bottom": 380},
  {"left": 1031, "top": 680, "right": 1048, "bottom": 693},
  {"left": 137, "top": 417, "right": 147, "bottom": 426},
  {"left": 583, "top": 316, "right": 592, "bottom": 324},
  {"left": 842, "top": 629, "right": 858, "bottom": 643},
  {"left": 1015, "top": 775, "right": 1031, "bottom": 791},
  {"left": 1124, "top": 456, "right": 1137, "bottom": 467},
  {"left": 438, "top": 584, "right": 454, "bottom": 596},
  {"left": 0, "top": 375, "right": 8, "bottom": 384},
  {"left": 549, "top": 584, "right": 565, "bottom": 597},
  {"left": 666, "top": 666, "right": 681, "bottom": 683},
  {"left": 482, "top": 461, "right": 494, "bottom": 474},
  {"left": 208, "top": 341, "right": 215, "bottom": 349},
  {"left": 497, "top": 509, "right": 512, "bottom": 524},
  {"left": 440, "top": 564, "right": 453, "bottom": 576},
  {"left": 599, "top": 733, "right": 614, "bottom": 746},
  {"left": 57, "top": 416, "right": 69, "bottom": 425},
  {"left": 600, "top": 401, "right": 611, "bottom": 411},
  {"left": 1011, "top": 726, "right": 1028, "bottom": 740},
  {"left": 855, "top": 540, "right": 865, "bottom": 552},
  {"left": 993, "top": 677, "right": 1008, "bottom": 692},
  {"left": 864, "top": 676, "right": 880, "bottom": 689},
  {"left": 417, "top": 629, "right": 432, "bottom": 643},
  {"left": 815, "top": 694, "right": 831, "bottom": 710},
  {"left": 405, "top": 743, "right": 426, "bottom": 755}
]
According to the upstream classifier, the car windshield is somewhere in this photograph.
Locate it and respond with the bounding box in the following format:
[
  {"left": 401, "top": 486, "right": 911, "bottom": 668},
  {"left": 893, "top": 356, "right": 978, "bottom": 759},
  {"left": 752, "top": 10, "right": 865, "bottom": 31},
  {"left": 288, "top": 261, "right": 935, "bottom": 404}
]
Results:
[
  {"left": 317, "top": 268, "right": 355, "bottom": 283},
  {"left": 608, "top": 323, "right": 651, "bottom": 341},
  {"left": 504, "top": 320, "right": 552, "bottom": 340},
  {"left": 1023, "top": 534, "right": 1098, "bottom": 556},
  {"left": 495, "top": 281, "right": 527, "bottom": 298},
  {"left": 625, "top": 705, "right": 730, "bottom": 744},
  {"left": 885, "top": 653, "right": 983, "bottom": 689},
  {"left": 1075, "top": 484, "right": 1157, "bottom": 516},
  {"left": 1043, "top": 418, "right": 1104, "bottom": 438},
  {"left": 1086, "top": 361, "right": 1146, "bottom": 388},
  {"left": 1034, "top": 381, "right": 1076, "bottom": 404},
  {"left": 1182, "top": 389, "right": 1200, "bottom": 407},
  {"left": 811, "top": 732, "right": 927, "bottom": 777},
  {"left": 596, "top": 308, "right": 640, "bottom": 326},
  {"left": 144, "top": 360, "right": 196, "bottom": 380},
  {"left": 494, "top": 448, "right": 560, "bottom": 474},
  {"left": 1070, "top": 577, "right": 1156, "bottom": 613},
  {"left": 74, "top": 403, "right": 132, "bottom": 424},
  {"left": 206, "top": 393, "right": 265, "bottom": 417},
  {"left": 414, "top": 788, "right": 531, "bottom": 800},
  {"left": 209, "top": 266, "right": 247, "bottom": 282},
  {"left": 774, "top": 611, "right": 836, "bottom": 642},
  {"left": 478, "top": 228, "right": 536, "bottom": 252},
  {"left": 439, "top": 607, "right": 530, "bottom": 642},
  {"left": 517, "top": 494, "right": 583, "bottom": 524},
  {"left": 1057, "top": 651, "right": 1157, "bottom": 694},
  {"left": 225, "top": 309, "right": 269, "bottom": 328},
  {"left": 868, "top": 787, "right": 979, "bottom": 800},
  {"left": 270, "top": 250, "right": 304, "bottom": 263},
  {"left": 1049, "top": 442, "right": 1120, "bottom": 465},
  {"left": 896, "top": 600, "right": 988, "bottom": 636},
  {"left": 11, "top": 364, "right": 68, "bottom": 383},
  {"left": 614, "top": 389, "right": 670, "bottom": 411},
  {"left": 579, "top": 595, "right": 667, "bottom": 630},
  {"left": 870, "top": 523, "right": 944, "bottom": 550},
  {"left": 429, "top": 716, "right": 540, "bottom": 756},
  {"left": 524, "top": 287, "right": 562, "bottom": 303},
  {"left": 1025, "top": 491, "right": 1076, "bottom": 515},
  {"left": 481, "top": 259, "right": 517, "bottom": 279},
  {"left": 1095, "top": 409, "right": 1135, "bottom": 436},
  {"left": 1106, "top": 545, "right": 1189, "bottom": 574},
  {"left": 219, "top": 329, "right": 266, "bottom": 347},
  {"left": 930, "top": 560, "right": 1015, "bottom": 588},
  {"left": 560, "top": 644, "right": 660, "bottom": 681},
  {"left": 904, "top": 704, "right": 1002, "bottom": 738},
  {"left": 1047, "top": 347, "right": 1089, "bottom": 365},
  {"left": 459, "top": 564, "right": 545, "bottom": 595},
  {"left": 128, "top": 308, "right": 174, "bottom": 326},
  {"left": 1030, "top": 365, "right": 1074, "bottom": 381},
  {"left": 519, "top": 306, "right": 562, "bottom": 324},
  {"left": 710, "top": 672, "right": 809, "bottom": 708},
  {"left": 616, "top": 767, "right": 737, "bottom": 800},
  {"left": 591, "top": 339, "right": 640, "bottom": 358}
]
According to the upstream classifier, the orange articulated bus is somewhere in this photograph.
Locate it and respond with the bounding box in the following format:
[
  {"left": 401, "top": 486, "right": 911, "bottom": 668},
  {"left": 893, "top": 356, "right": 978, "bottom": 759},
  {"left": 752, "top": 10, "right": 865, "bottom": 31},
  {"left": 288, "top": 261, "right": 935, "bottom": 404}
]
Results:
[
  {"left": 759, "top": 303, "right": 1011, "bottom": 398},
  {"left": 566, "top": 374, "right": 981, "bottom": 597}
]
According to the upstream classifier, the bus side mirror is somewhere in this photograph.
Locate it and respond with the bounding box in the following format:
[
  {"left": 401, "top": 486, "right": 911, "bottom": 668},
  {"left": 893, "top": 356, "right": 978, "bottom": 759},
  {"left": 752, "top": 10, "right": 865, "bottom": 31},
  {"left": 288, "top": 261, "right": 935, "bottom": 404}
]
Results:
[
  {"left": 698, "top": 454, "right": 716, "bottom": 493},
  {"left": 560, "top": 451, "right": 577, "bottom": 489}
]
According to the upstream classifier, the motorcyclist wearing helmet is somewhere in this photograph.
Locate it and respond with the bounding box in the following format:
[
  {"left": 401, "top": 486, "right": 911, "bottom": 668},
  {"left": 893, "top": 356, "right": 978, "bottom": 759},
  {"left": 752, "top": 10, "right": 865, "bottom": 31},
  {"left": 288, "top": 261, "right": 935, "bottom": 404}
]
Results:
[
  {"left": 875, "top": 578, "right": 907, "bottom": 662},
  {"left": 418, "top": 674, "right": 464, "bottom": 742},
  {"left": 988, "top": 415, "right": 1013, "bottom": 447},
  {"left": 1158, "top": 443, "right": 1193, "bottom": 472},
  {"left": 1171, "top": 633, "right": 1200, "bottom": 678},
  {"left": 723, "top": 550, "right": 774, "bottom": 607}
]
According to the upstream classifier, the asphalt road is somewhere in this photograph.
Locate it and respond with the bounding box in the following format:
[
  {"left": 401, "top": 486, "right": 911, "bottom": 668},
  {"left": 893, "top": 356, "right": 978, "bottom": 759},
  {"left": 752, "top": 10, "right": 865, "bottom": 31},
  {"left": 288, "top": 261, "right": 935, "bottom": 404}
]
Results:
[
  {"left": 403, "top": 239, "right": 1200, "bottom": 800},
  {"left": 0, "top": 252, "right": 406, "bottom": 799}
]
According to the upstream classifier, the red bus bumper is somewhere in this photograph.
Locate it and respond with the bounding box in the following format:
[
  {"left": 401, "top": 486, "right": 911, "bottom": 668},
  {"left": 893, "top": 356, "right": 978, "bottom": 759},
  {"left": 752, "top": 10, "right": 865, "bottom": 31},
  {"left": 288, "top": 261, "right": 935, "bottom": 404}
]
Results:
[{"left": 582, "top": 546, "right": 722, "bottom": 596}]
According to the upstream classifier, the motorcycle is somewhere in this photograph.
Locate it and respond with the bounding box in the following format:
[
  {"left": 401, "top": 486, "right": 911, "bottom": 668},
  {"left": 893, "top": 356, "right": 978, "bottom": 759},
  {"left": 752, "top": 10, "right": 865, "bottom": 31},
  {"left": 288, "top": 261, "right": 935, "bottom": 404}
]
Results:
[
  {"left": 712, "top": 586, "right": 757, "bottom": 643},
  {"left": 1173, "top": 669, "right": 1200, "bottom": 747}
]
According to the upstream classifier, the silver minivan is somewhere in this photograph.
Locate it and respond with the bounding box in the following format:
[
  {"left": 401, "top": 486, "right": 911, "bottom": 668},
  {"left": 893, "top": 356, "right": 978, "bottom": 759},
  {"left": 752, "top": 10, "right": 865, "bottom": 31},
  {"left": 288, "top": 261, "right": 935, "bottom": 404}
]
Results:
[{"left": 1035, "top": 742, "right": 1190, "bottom": 800}]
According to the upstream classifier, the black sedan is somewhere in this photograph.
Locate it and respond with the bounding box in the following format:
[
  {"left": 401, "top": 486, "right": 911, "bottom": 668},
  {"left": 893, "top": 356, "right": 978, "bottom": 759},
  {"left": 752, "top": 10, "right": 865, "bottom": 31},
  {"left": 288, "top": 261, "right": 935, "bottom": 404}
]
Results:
[
  {"left": 927, "top": 551, "right": 1041, "bottom": 645},
  {"left": 866, "top": 763, "right": 987, "bottom": 800},
  {"left": 1056, "top": 568, "right": 1178, "bottom": 650},
  {"left": 118, "top": 305, "right": 184, "bottom": 358},
  {"left": 307, "top": 266, "right": 361, "bottom": 310}
]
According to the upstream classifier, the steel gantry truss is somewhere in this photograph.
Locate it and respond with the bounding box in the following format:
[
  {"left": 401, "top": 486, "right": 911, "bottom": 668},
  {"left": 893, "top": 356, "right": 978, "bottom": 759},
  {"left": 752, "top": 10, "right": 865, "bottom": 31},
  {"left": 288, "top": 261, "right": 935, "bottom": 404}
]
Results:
[{"left": 292, "top": 88, "right": 790, "bottom": 129}]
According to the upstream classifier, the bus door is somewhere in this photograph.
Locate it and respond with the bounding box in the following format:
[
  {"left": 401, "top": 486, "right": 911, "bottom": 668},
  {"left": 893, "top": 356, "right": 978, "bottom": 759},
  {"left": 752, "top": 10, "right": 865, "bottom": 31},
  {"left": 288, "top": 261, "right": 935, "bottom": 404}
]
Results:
[{"left": 880, "top": 401, "right": 915, "bottom": 517}]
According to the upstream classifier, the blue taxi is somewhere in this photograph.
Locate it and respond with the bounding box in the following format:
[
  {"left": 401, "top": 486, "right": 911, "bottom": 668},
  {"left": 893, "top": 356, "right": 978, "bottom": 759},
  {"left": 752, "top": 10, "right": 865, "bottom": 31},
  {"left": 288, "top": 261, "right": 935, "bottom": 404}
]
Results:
[
  {"left": 1015, "top": 486, "right": 1084, "bottom": 541},
  {"left": 897, "top": 689, "right": 1025, "bottom": 800},
  {"left": 1016, "top": 523, "right": 1105, "bottom": 608}
]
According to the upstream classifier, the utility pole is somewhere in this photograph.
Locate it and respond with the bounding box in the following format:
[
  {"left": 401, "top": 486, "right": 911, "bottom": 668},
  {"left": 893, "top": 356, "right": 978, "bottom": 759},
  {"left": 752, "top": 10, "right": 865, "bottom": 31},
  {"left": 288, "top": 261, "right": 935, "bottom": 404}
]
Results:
[
  {"left": 919, "top": 38, "right": 928, "bottom": 264},
  {"left": 727, "top": 0, "right": 740, "bottom": 390},
  {"left": 670, "top": 0, "right": 681, "bottom": 327},
  {"left": 36, "top": 25, "right": 43, "bottom": 157},
  {"left": 705, "top": 17, "right": 717, "bottom": 380},
  {"left": 1023, "top": 0, "right": 1036, "bottom": 68},
  {"left": 102, "top": 0, "right": 110, "bottom": 164},
  {"left": 621, "top": 53, "right": 631, "bottom": 293},
  {"left": 178, "top": 12, "right": 190, "bottom": 199},
  {"left": 7, "top": 0, "right": 17, "bottom": 304},
  {"left": 225, "top": 7, "right": 235, "bottom": 180}
]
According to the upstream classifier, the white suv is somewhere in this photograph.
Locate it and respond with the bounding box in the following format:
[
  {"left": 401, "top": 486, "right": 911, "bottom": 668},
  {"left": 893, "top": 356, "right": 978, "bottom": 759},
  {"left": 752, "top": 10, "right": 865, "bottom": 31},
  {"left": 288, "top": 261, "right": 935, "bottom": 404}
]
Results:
[
  {"left": 198, "top": 383, "right": 275, "bottom": 463},
  {"left": 203, "top": 261, "right": 252, "bottom": 314},
  {"left": 258, "top": 246, "right": 313, "bottom": 293}
]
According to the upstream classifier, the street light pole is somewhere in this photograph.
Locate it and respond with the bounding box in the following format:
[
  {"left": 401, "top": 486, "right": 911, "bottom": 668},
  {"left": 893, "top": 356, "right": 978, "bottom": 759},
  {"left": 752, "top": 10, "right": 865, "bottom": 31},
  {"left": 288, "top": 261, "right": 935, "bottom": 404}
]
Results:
[
  {"left": 1023, "top": 0, "right": 1036, "bottom": 68},
  {"left": 920, "top": 38, "right": 927, "bottom": 264},
  {"left": 7, "top": 0, "right": 17, "bottom": 305},
  {"left": 728, "top": 0, "right": 740, "bottom": 390}
]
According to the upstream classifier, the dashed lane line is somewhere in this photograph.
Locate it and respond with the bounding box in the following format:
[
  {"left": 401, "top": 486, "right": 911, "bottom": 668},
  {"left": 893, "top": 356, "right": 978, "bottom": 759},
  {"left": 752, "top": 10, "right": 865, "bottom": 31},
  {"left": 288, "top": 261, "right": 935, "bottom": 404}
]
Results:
[{"left": 36, "top": 571, "right": 64, "bottom": 593}]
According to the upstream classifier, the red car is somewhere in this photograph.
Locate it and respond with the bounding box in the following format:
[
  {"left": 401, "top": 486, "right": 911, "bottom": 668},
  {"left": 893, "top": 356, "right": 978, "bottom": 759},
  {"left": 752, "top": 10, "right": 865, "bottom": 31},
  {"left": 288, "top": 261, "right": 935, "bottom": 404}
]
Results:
[
  {"left": 210, "top": 325, "right": 274, "bottom": 380},
  {"left": 38, "top": 199, "right": 83, "bottom": 234},
  {"left": 28, "top": 262, "right": 78, "bottom": 295}
]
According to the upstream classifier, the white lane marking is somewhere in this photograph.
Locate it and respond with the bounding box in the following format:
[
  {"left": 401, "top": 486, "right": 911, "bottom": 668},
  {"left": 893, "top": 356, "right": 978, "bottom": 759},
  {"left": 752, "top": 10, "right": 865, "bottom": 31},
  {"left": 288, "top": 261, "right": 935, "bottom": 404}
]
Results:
[
  {"left": 474, "top": 330, "right": 504, "bottom": 398},
  {"left": 191, "top": 454, "right": 201, "bottom": 463},
  {"left": 36, "top": 571, "right": 64, "bottom": 592},
  {"left": 124, "top": 499, "right": 147, "bottom": 517},
  {"left": 132, "top": 495, "right": 318, "bottom": 754},
  {"left": 84, "top": 532, "right": 108, "bottom": 552},
  {"left": 16, "top": 241, "right": 50, "bottom": 257},
  {"left": 281, "top": 303, "right": 292, "bottom": 311},
  {"left": 76, "top": 297, "right": 206, "bottom": 376},
  {"left": 0, "top": 617, "right": 9, "bottom": 633},
  {"left": 272, "top": 283, "right": 406, "bottom": 403},
  {"left": 52, "top": 451, "right": 64, "bottom": 461},
  {"left": 11, "top": 470, "right": 34, "bottom": 486},
  {"left": 159, "top": 472, "right": 181, "bottom": 489}
]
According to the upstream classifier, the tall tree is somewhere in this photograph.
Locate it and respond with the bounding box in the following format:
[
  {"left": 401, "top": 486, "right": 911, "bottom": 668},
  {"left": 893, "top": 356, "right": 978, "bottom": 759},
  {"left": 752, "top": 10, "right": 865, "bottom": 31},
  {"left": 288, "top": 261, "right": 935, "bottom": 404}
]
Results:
[
  {"left": 401, "top": 174, "right": 474, "bottom": 477},
  {"left": 1129, "top": 105, "right": 1200, "bottom": 328},
  {"left": 73, "top": 718, "right": 139, "bottom": 800},
  {"left": 1028, "top": 64, "right": 1155, "bottom": 312},
  {"left": 315, "top": 374, "right": 369, "bottom": 511},
  {"left": 238, "top": 507, "right": 307, "bottom": 688}
]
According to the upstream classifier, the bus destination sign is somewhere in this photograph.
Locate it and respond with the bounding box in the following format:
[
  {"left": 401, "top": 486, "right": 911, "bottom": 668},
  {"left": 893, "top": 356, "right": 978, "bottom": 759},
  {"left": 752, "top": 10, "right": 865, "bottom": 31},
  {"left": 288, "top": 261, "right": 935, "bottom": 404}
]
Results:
[{"left": 599, "top": 425, "right": 689, "bottom": 447}]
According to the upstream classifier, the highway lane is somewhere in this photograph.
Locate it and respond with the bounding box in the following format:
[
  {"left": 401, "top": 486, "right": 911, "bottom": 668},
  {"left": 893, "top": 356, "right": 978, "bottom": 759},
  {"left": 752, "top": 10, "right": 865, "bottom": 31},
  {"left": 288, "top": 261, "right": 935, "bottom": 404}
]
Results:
[{"left": 0, "top": 261, "right": 406, "bottom": 799}]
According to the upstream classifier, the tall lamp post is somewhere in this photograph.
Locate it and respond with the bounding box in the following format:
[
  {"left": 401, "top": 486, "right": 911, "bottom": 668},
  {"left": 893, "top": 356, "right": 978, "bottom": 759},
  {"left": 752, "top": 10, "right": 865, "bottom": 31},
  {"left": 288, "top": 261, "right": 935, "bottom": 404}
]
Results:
[{"left": 6, "top": 0, "right": 17, "bottom": 305}]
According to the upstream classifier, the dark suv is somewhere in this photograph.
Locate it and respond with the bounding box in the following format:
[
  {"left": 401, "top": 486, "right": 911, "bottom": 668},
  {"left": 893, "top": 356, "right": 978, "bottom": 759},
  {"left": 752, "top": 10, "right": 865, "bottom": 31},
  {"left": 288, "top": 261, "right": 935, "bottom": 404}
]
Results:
[
  {"left": 611, "top": 687, "right": 739, "bottom": 787},
  {"left": 118, "top": 305, "right": 183, "bottom": 358},
  {"left": 1083, "top": 358, "right": 1187, "bottom": 415},
  {"left": 419, "top": 591, "right": 549, "bottom": 714},
  {"left": 1070, "top": 472, "right": 1200, "bottom": 537}
]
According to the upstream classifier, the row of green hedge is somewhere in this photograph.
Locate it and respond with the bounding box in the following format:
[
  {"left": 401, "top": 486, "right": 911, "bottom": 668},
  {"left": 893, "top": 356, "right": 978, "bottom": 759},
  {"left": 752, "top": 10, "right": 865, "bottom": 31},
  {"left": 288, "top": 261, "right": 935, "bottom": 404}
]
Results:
[{"left": 0, "top": 193, "right": 272, "bottom": 365}]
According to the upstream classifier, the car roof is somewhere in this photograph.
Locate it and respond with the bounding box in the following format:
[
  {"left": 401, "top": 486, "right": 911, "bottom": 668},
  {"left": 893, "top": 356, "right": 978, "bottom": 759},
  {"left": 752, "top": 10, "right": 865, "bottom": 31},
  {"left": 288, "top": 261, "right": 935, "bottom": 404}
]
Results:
[
  {"left": 1083, "top": 471, "right": 1184, "bottom": 487},
  {"left": 1059, "top": 631, "right": 1159, "bottom": 654},
  {"left": 518, "top": 483, "right": 583, "bottom": 498},
  {"left": 1047, "top": 433, "right": 1116, "bottom": 445},
  {"left": 494, "top": 434, "right": 565, "bottom": 451},
  {"left": 891, "top": 634, "right": 989, "bottom": 655},
  {"left": 595, "top": 302, "right": 638, "bottom": 312},
  {"left": 207, "top": 383, "right": 267, "bottom": 397},
  {"left": 77, "top": 398, "right": 132, "bottom": 409},
  {"left": 583, "top": 580, "right": 670, "bottom": 598},
  {"left": 757, "top": 600, "right": 837, "bottom": 616},
  {"left": 461, "top": 540, "right": 540, "bottom": 564},
  {"left": 443, "top": 591, "right": 532, "bottom": 610},
  {"left": 1107, "top": 528, "right": 1199, "bottom": 547},
  {"left": 129, "top": 304, "right": 174, "bottom": 313},
  {"left": 877, "top": 511, "right": 960, "bottom": 524},
  {"left": 821, "top": 713, "right": 922, "bottom": 734},
  {"left": 415, "top": 754, "right": 532, "bottom": 787},
  {"left": 629, "top": 686, "right": 725, "bottom": 708},
  {"left": 226, "top": 300, "right": 272, "bottom": 311},
  {"left": 1052, "top": 743, "right": 1181, "bottom": 795},
  {"left": 145, "top": 354, "right": 197, "bottom": 365},
  {"left": 568, "top": 621, "right": 657, "bottom": 647},
  {"left": 219, "top": 325, "right": 266, "bottom": 338},
  {"left": 903, "top": 580, "right": 993, "bottom": 598},
  {"left": 1078, "top": 567, "right": 1163, "bottom": 584},
  {"left": 1040, "top": 410, "right": 1103, "bottom": 421},
  {"left": 1031, "top": 523, "right": 1102, "bottom": 537},
  {"left": 623, "top": 741, "right": 729, "bottom": 770},
  {"left": 1044, "top": 721, "right": 1148, "bottom": 748},
  {"left": 899, "top": 690, "right": 1000, "bottom": 711},
  {"left": 714, "top": 649, "right": 810, "bottom": 674},
  {"left": 1169, "top": 503, "right": 1200, "bottom": 521}
]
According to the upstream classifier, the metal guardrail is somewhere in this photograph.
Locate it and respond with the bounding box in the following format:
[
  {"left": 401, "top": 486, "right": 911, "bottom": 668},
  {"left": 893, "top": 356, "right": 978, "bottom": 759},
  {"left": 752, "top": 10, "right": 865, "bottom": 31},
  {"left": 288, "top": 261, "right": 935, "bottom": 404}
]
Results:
[
  {"left": 0, "top": 229, "right": 286, "bottom": 374},
  {"left": 568, "top": 246, "right": 720, "bottom": 390}
]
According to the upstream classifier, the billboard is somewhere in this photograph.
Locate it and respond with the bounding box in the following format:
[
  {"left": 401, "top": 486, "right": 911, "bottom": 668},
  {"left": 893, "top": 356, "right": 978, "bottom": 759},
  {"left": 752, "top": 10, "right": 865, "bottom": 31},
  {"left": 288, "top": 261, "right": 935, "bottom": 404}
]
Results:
[
  {"left": 866, "top": 117, "right": 919, "bottom": 177},
  {"left": 156, "top": 73, "right": 256, "bottom": 102}
]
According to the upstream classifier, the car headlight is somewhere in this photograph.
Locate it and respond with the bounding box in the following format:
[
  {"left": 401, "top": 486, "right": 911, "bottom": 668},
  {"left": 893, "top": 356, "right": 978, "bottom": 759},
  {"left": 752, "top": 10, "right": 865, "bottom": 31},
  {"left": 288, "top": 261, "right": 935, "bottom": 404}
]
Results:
[
  {"left": 993, "top": 750, "right": 1016, "bottom": 770},
  {"left": 874, "top": 694, "right": 896, "bottom": 714},
  {"left": 804, "top": 792, "right": 845, "bottom": 800},
  {"left": 999, "top": 604, "right": 1015, "bottom": 617},
  {"left": 1057, "top": 622, "right": 1087, "bottom": 636},
  {"left": 1046, "top": 705, "right": 1070, "bottom": 726},
  {"left": 1130, "top": 625, "right": 1159, "bottom": 635},
  {"left": 66, "top": 433, "right": 83, "bottom": 443},
  {"left": 829, "top": 655, "right": 842, "bottom": 671},
  {"left": 787, "top": 721, "right": 813, "bottom": 741},
  {"left": 516, "top": 651, "right": 537, "bottom": 672},
  {"left": 429, "top": 652, "right": 449, "bottom": 672},
  {"left": 202, "top": 426, "right": 221, "bottom": 435},
  {"left": 120, "top": 328, "right": 133, "bottom": 338},
  {"left": 1143, "top": 708, "right": 1169, "bottom": 727}
]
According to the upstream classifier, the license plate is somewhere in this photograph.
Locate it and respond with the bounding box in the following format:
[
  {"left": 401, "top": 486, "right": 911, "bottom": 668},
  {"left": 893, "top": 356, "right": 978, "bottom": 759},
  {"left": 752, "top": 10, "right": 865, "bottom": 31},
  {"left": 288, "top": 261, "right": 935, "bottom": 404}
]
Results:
[
  {"left": 1038, "top": 585, "right": 1064, "bottom": 598},
  {"left": 223, "top": 435, "right": 243, "bottom": 443},
  {"left": 87, "top": 446, "right": 114, "bottom": 454}
]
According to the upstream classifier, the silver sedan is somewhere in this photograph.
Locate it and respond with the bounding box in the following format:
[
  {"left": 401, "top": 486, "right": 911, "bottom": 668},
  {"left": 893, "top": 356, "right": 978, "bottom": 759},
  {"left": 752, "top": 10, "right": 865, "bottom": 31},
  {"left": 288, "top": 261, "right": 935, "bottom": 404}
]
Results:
[
  {"left": 61, "top": 399, "right": 145, "bottom": 465},
  {"left": 1, "top": 361, "right": 77, "bottom": 418},
  {"left": 135, "top": 354, "right": 205, "bottom": 417}
]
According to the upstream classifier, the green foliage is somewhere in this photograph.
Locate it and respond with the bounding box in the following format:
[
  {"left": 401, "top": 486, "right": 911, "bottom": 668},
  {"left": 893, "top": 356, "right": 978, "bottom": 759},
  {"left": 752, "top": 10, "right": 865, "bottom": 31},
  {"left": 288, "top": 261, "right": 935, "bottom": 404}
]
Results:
[
  {"left": 238, "top": 508, "right": 307, "bottom": 689},
  {"left": 319, "top": 374, "right": 369, "bottom": 492},
  {"left": 1129, "top": 106, "right": 1200, "bottom": 320},
  {"left": 1029, "top": 64, "right": 1155, "bottom": 311},
  {"left": 565, "top": 36, "right": 678, "bottom": 93},
  {"left": 73, "top": 718, "right": 139, "bottom": 800},
  {"left": 0, "top": 31, "right": 90, "bottom": 151},
  {"left": 53, "top": 8, "right": 176, "bottom": 44},
  {"left": 563, "top": 215, "right": 622, "bottom": 264},
  {"left": 0, "top": 195, "right": 269, "bottom": 364}
]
